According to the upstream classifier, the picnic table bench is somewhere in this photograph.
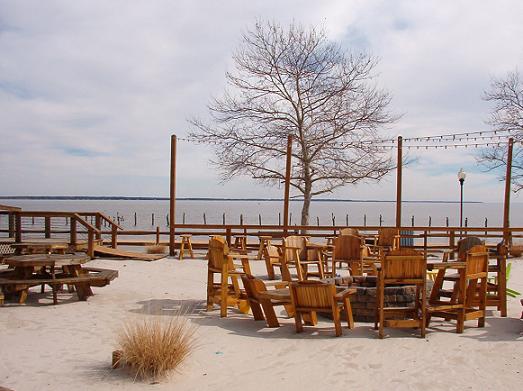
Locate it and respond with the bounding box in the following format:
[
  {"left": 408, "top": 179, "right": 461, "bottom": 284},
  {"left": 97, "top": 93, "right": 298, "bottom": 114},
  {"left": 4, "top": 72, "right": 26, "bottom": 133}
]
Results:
[{"left": 0, "top": 254, "right": 118, "bottom": 305}]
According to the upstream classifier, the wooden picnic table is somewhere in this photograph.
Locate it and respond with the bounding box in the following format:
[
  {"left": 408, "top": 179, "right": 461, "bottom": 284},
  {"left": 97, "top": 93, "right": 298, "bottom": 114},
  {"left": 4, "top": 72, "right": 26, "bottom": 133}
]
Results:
[
  {"left": 11, "top": 241, "right": 69, "bottom": 255},
  {"left": 1, "top": 254, "right": 116, "bottom": 305}
]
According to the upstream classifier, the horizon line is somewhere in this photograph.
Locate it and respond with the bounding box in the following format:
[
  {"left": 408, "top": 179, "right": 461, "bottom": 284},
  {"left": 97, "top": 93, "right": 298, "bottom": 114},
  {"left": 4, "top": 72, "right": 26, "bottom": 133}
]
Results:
[{"left": 0, "top": 195, "right": 483, "bottom": 204}]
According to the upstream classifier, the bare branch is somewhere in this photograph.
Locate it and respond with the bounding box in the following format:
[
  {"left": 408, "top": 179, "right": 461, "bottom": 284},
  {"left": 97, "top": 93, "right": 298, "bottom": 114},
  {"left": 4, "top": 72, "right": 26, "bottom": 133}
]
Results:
[{"left": 189, "top": 21, "right": 396, "bottom": 224}]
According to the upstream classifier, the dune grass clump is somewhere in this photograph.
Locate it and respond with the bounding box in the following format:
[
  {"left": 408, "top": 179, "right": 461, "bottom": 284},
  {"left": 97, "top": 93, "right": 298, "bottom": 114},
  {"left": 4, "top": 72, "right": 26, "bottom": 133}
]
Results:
[
  {"left": 145, "top": 245, "right": 167, "bottom": 254},
  {"left": 116, "top": 316, "right": 196, "bottom": 381}
]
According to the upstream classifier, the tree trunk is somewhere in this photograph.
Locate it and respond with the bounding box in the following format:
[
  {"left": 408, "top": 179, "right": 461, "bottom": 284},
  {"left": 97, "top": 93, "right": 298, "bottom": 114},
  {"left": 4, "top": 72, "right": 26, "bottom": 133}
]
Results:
[{"left": 301, "top": 183, "right": 312, "bottom": 227}]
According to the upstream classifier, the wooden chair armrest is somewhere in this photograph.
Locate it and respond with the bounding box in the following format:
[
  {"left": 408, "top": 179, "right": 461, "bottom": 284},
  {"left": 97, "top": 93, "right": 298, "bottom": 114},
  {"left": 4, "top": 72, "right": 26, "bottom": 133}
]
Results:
[
  {"left": 281, "top": 245, "right": 302, "bottom": 250},
  {"left": 264, "top": 280, "right": 289, "bottom": 288},
  {"left": 229, "top": 253, "right": 258, "bottom": 260},
  {"left": 335, "top": 287, "right": 357, "bottom": 300}
]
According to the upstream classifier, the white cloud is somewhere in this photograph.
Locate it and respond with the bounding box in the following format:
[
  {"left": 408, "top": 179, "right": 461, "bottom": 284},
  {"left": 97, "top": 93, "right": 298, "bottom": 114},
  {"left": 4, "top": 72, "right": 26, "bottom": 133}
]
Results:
[{"left": 0, "top": 0, "right": 522, "bottom": 202}]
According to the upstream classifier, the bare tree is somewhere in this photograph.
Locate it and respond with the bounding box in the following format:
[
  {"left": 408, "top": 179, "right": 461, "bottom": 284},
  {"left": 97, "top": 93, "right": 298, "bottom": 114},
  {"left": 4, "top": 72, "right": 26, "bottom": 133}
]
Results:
[
  {"left": 479, "top": 71, "right": 523, "bottom": 191},
  {"left": 190, "top": 21, "right": 396, "bottom": 225}
]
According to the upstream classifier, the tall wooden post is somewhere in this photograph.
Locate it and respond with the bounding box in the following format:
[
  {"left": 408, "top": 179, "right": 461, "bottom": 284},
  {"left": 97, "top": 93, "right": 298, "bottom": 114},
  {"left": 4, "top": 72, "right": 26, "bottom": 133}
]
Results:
[
  {"left": 15, "top": 212, "right": 21, "bottom": 243},
  {"left": 44, "top": 216, "right": 51, "bottom": 238},
  {"left": 169, "top": 134, "right": 177, "bottom": 256},
  {"left": 283, "top": 134, "right": 292, "bottom": 236},
  {"left": 70, "top": 216, "right": 77, "bottom": 247},
  {"left": 395, "top": 135, "right": 403, "bottom": 228},
  {"left": 8, "top": 213, "right": 14, "bottom": 238},
  {"left": 503, "top": 138, "right": 513, "bottom": 244}
]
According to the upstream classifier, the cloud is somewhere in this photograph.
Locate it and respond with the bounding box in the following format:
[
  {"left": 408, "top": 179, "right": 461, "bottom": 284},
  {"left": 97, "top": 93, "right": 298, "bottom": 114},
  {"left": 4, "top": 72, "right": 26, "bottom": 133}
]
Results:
[{"left": 0, "top": 0, "right": 522, "bottom": 202}]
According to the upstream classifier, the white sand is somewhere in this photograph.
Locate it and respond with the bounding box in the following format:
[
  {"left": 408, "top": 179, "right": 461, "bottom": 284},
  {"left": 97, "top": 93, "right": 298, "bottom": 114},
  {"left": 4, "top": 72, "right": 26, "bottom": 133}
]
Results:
[{"left": 1, "top": 254, "right": 522, "bottom": 391}]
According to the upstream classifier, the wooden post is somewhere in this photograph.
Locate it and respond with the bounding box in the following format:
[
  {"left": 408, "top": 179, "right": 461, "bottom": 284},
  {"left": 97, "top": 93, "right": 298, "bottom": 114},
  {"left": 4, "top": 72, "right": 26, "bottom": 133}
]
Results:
[
  {"left": 226, "top": 227, "right": 232, "bottom": 246},
  {"left": 8, "top": 213, "right": 14, "bottom": 238},
  {"left": 95, "top": 214, "right": 102, "bottom": 240},
  {"left": 45, "top": 216, "right": 51, "bottom": 238},
  {"left": 87, "top": 228, "right": 94, "bottom": 258},
  {"left": 156, "top": 226, "right": 160, "bottom": 245},
  {"left": 70, "top": 216, "right": 77, "bottom": 247},
  {"left": 111, "top": 225, "right": 117, "bottom": 248},
  {"left": 449, "top": 230, "right": 455, "bottom": 260},
  {"left": 283, "top": 134, "right": 292, "bottom": 236},
  {"left": 396, "top": 135, "right": 403, "bottom": 227},
  {"left": 169, "top": 134, "right": 177, "bottom": 256},
  {"left": 15, "top": 212, "right": 21, "bottom": 243},
  {"left": 503, "top": 138, "right": 513, "bottom": 245}
]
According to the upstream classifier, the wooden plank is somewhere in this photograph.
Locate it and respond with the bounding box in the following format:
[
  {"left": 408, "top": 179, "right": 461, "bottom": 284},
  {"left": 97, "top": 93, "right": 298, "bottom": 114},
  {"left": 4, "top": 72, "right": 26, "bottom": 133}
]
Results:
[{"left": 93, "top": 245, "right": 166, "bottom": 261}]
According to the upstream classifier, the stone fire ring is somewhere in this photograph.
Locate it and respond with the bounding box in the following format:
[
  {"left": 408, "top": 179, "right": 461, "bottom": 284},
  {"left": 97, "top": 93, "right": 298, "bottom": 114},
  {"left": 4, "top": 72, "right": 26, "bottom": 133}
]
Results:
[{"left": 324, "top": 276, "right": 433, "bottom": 322}]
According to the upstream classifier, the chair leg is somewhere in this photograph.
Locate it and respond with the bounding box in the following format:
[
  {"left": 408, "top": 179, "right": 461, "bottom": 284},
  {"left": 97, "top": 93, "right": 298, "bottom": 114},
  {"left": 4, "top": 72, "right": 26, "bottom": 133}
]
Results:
[
  {"left": 206, "top": 270, "right": 214, "bottom": 311},
  {"left": 261, "top": 301, "right": 280, "bottom": 328},
  {"left": 265, "top": 258, "right": 275, "bottom": 280},
  {"left": 250, "top": 301, "right": 265, "bottom": 321},
  {"left": 478, "top": 277, "right": 487, "bottom": 328},
  {"left": 333, "top": 307, "right": 342, "bottom": 337},
  {"left": 294, "top": 311, "right": 304, "bottom": 333},
  {"left": 378, "top": 279, "right": 385, "bottom": 339},
  {"left": 188, "top": 240, "right": 194, "bottom": 258},
  {"left": 374, "top": 282, "right": 380, "bottom": 330},
  {"left": 220, "top": 273, "right": 228, "bottom": 318},
  {"left": 179, "top": 240, "right": 185, "bottom": 260},
  {"left": 420, "top": 283, "right": 426, "bottom": 338},
  {"left": 344, "top": 297, "right": 354, "bottom": 329}
]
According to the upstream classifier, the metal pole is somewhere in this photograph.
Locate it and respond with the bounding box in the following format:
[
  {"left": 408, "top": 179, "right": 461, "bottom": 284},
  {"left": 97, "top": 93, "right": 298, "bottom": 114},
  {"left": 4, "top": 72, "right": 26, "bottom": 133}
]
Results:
[
  {"left": 503, "top": 138, "right": 513, "bottom": 244},
  {"left": 459, "top": 177, "right": 464, "bottom": 238},
  {"left": 459, "top": 179, "right": 464, "bottom": 228},
  {"left": 395, "top": 135, "right": 403, "bottom": 228},
  {"left": 169, "top": 134, "right": 177, "bottom": 256},
  {"left": 283, "top": 134, "right": 292, "bottom": 236}
]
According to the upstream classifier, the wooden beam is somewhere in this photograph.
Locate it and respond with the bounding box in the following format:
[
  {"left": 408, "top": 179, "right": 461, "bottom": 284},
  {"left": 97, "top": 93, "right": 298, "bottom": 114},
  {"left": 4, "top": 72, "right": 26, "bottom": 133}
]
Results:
[
  {"left": 283, "top": 134, "right": 292, "bottom": 236},
  {"left": 169, "top": 134, "right": 177, "bottom": 256},
  {"left": 503, "top": 137, "right": 513, "bottom": 244},
  {"left": 396, "top": 135, "right": 403, "bottom": 228}
]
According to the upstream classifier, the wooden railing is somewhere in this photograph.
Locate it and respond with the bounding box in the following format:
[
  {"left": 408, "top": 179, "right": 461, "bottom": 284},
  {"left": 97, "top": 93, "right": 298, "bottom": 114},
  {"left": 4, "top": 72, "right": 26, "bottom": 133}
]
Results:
[
  {"left": 2, "top": 210, "right": 522, "bottom": 256},
  {"left": 0, "top": 211, "right": 122, "bottom": 257}
]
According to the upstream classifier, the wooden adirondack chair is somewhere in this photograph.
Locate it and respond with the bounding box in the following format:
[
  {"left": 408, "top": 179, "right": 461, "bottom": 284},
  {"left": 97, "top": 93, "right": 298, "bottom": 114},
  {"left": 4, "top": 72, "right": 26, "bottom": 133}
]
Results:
[
  {"left": 427, "top": 245, "right": 489, "bottom": 333},
  {"left": 241, "top": 274, "right": 292, "bottom": 328},
  {"left": 206, "top": 236, "right": 253, "bottom": 317},
  {"left": 289, "top": 280, "right": 355, "bottom": 337},
  {"left": 374, "top": 248, "right": 427, "bottom": 339},
  {"left": 368, "top": 228, "right": 400, "bottom": 257},
  {"left": 282, "top": 236, "right": 324, "bottom": 280},
  {"left": 332, "top": 234, "right": 376, "bottom": 276}
]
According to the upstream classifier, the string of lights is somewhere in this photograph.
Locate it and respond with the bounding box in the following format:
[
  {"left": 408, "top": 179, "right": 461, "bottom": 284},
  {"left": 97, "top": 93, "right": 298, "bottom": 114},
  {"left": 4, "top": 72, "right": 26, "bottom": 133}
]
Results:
[{"left": 175, "top": 129, "right": 519, "bottom": 149}]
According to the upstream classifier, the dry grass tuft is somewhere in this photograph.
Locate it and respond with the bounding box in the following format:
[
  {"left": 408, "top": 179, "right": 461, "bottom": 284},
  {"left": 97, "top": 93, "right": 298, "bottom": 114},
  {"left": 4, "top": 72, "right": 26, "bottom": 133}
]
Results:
[
  {"left": 116, "top": 316, "right": 196, "bottom": 381},
  {"left": 145, "top": 245, "right": 167, "bottom": 254}
]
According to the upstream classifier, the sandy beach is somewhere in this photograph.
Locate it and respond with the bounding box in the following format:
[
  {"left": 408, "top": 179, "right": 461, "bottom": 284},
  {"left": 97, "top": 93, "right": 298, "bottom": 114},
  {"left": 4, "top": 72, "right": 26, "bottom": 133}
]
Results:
[{"left": 1, "top": 254, "right": 522, "bottom": 391}]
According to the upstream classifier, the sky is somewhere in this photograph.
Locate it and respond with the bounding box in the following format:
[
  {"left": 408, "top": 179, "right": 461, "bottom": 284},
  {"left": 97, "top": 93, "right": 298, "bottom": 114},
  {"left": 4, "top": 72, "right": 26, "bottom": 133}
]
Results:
[{"left": 1, "top": 0, "right": 522, "bottom": 202}]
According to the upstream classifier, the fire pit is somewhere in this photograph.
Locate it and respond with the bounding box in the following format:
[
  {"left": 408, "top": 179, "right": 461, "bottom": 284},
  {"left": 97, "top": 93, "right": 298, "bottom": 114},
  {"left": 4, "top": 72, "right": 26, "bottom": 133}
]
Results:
[{"left": 326, "top": 276, "right": 432, "bottom": 322}]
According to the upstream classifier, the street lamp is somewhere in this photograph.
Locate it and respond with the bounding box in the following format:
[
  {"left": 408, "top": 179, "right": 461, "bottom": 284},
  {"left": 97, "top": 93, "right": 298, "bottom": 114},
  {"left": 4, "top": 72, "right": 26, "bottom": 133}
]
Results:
[{"left": 457, "top": 168, "right": 466, "bottom": 230}]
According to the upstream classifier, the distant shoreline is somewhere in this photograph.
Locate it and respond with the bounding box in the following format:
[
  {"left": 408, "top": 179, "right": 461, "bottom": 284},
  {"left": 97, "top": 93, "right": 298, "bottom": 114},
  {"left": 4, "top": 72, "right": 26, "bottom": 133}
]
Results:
[{"left": 0, "top": 196, "right": 483, "bottom": 204}]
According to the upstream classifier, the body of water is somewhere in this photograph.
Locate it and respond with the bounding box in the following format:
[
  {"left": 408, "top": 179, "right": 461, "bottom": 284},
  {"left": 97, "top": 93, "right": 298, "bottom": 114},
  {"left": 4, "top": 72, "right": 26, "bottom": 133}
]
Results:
[{"left": 1, "top": 199, "right": 522, "bottom": 230}]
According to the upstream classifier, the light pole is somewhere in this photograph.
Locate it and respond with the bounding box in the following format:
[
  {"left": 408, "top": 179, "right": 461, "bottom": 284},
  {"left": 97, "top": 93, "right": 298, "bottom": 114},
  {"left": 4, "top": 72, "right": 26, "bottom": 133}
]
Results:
[{"left": 457, "top": 168, "right": 466, "bottom": 233}]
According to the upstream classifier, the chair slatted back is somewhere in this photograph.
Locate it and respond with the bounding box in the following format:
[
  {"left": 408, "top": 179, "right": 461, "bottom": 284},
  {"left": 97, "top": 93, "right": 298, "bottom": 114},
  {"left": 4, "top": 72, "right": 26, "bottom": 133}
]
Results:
[
  {"left": 241, "top": 274, "right": 267, "bottom": 300},
  {"left": 290, "top": 280, "right": 335, "bottom": 310},
  {"left": 333, "top": 234, "right": 362, "bottom": 260},
  {"left": 377, "top": 228, "right": 399, "bottom": 248},
  {"left": 340, "top": 228, "right": 359, "bottom": 236},
  {"left": 457, "top": 237, "right": 484, "bottom": 261},
  {"left": 265, "top": 244, "right": 280, "bottom": 262},
  {"left": 208, "top": 236, "right": 230, "bottom": 270},
  {"left": 382, "top": 249, "right": 425, "bottom": 280},
  {"left": 283, "top": 236, "right": 307, "bottom": 262},
  {"left": 465, "top": 245, "right": 489, "bottom": 276}
]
